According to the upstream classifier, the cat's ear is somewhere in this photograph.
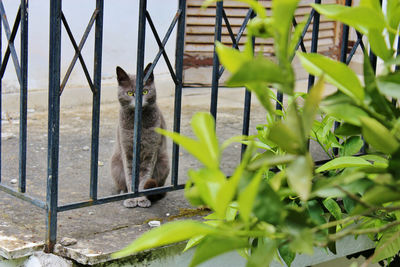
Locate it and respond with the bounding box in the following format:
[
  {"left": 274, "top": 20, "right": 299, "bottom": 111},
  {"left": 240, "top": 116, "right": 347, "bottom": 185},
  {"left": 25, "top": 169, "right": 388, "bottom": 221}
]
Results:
[
  {"left": 143, "top": 63, "right": 154, "bottom": 84},
  {"left": 116, "top": 66, "right": 130, "bottom": 85}
]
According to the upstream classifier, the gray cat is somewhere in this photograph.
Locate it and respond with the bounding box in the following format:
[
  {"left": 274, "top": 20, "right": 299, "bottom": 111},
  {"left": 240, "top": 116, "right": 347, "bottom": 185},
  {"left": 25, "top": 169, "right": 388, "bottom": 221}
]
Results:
[{"left": 111, "top": 64, "right": 169, "bottom": 208}]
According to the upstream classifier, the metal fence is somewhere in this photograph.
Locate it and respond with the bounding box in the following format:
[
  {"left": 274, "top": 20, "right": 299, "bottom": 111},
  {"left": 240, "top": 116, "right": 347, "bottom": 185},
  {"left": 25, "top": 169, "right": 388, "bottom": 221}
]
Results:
[{"left": 0, "top": 0, "right": 391, "bottom": 253}]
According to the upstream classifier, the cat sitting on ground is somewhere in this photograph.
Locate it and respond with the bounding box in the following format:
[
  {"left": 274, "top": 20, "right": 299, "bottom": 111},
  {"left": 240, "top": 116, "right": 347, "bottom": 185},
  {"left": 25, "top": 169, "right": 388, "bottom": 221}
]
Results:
[{"left": 110, "top": 63, "right": 169, "bottom": 208}]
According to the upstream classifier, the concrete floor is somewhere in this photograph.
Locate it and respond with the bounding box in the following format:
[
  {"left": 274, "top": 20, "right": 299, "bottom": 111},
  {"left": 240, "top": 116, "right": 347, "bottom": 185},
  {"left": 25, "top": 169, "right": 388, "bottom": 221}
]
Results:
[{"left": 0, "top": 78, "right": 331, "bottom": 265}]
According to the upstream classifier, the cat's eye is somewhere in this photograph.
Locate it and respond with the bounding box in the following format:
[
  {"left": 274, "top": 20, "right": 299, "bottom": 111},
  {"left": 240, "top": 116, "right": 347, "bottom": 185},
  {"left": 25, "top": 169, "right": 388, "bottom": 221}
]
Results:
[
  {"left": 143, "top": 89, "right": 149, "bottom": 95},
  {"left": 127, "top": 91, "right": 134, "bottom": 96}
]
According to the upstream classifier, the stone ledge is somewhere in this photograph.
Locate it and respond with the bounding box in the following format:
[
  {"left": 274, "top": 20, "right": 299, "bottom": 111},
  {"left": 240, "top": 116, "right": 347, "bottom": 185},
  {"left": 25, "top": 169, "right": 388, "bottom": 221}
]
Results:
[{"left": 0, "top": 233, "right": 44, "bottom": 260}]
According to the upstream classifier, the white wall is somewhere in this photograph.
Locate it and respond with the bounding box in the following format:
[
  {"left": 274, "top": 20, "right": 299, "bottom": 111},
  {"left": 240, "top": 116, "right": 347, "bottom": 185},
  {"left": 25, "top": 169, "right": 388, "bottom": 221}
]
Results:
[{"left": 1, "top": 0, "right": 178, "bottom": 93}]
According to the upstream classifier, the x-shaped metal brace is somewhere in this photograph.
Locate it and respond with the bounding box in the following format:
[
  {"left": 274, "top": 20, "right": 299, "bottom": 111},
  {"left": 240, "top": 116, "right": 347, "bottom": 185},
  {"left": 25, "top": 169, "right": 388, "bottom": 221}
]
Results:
[
  {"left": 59, "top": 9, "right": 100, "bottom": 95},
  {"left": 143, "top": 9, "right": 182, "bottom": 85},
  {"left": 0, "top": 1, "right": 22, "bottom": 85}
]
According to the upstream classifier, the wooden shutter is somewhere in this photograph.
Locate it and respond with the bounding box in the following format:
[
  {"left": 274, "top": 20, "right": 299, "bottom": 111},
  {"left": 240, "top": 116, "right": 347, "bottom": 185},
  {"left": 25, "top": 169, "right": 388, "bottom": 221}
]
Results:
[{"left": 183, "top": 0, "right": 339, "bottom": 86}]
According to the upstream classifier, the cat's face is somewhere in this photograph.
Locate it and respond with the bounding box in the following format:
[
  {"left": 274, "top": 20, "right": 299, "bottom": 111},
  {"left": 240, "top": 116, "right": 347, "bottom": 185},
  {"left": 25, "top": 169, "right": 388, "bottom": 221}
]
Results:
[{"left": 116, "top": 64, "right": 156, "bottom": 109}]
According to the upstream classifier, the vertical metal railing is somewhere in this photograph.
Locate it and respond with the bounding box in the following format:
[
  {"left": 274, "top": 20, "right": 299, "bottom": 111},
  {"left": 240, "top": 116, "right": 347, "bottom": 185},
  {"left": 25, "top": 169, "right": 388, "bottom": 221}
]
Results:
[
  {"left": 46, "top": 0, "right": 62, "bottom": 252},
  {"left": 171, "top": 0, "right": 186, "bottom": 187}
]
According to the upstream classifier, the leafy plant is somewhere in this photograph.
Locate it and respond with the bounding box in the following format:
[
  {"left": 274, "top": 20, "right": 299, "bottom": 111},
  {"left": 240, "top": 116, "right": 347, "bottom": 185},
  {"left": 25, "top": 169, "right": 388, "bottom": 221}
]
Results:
[{"left": 113, "top": 0, "right": 400, "bottom": 266}]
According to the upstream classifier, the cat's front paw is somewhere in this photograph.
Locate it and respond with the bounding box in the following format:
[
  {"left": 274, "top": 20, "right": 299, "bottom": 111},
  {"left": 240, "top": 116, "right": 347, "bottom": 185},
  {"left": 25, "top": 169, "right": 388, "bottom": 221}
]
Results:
[
  {"left": 137, "top": 196, "right": 151, "bottom": 208},
  {"left": 123, "top": 198, "right": 138, "bottom": 208},
  {"left": 123, "top": 197, "right": 152, "bottom": 208}
]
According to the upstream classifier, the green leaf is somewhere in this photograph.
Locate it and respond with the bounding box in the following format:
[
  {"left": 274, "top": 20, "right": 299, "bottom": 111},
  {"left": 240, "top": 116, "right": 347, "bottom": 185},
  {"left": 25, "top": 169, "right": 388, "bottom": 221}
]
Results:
[
  {"left": 289, "top": 14, "right": 309, "bottom": 60},
  {"left": 340, "top": 136, "right": 364, "bottom": 156},
  {"left": 368, "top": 28, "right": 393, "bottom": 60},
  {"left": 246, "top": 83, "right": 275, "bottom": 116},
  {"left": 272, "top": 0, "right": 300, "bottom": 62},
  {"left": 191, "top": 112, "right": 220, "bottom": 168},
  {"left": 184, "top": 235, "right": 205, "bottom": 252},
  {"left": 254, "top": 180, "right": 286, "bottom": 224},
  {"left": 377, "top": 73, "right": 400, "bottom": 99},
  {"left": 268, "top": 122, "right": 302, "bottom": 154},
  {"left": 289, "top": 229, "right": 314, "bottom": 255},
  {"left": 238, "top": 168, "right": 265, "bottom": 223},
  {"left": 321, "top": 103, "right": 369, "bottom": 126},
  {"left": 307, "top": 200, "right": 326, "bottom": 226},
  {"left": 311, "top": 4, "right": 386, "bottom": 36},
  {"left": 226, "top": 56, "right": 286, "bottom": 90},
  {"left": 353, "top": 185, "right": 400, "bottom": 214},
  {"left": 297, "top": 52, "right": 364, "bottom": 103},
  {"left": 386, "top": 0, "right": 400, "bottom": 46},
  {"left": 363, "top": 51, "right": 395, "bottom": 119},
  {"left": 215, "top": 42, "right": 250, "bottom": 73},
  {"left": 323, "top": 198, "right": 342, "bottom": 220},
  {"left": 279, "top": 243, "right": 296, "bottom": 267},
  {"left": 334, "top": 123, "right": 361, "bottom": 136},
  {"left": 316, "top": 156, "right": 372, "bottom": 173},
  {"left": 113, "top": 221, "right": 216, "bottom": 258},
  {"left": 286, "top": 154, "right": 314, "bottom": 201},
  {"left": 247, "top": 239, "right": 277, "bottom": 267},
  {"left": 190, "top": 236, "right": 249, "bottom": 267},
  {"left": 343, "top": 196, "right": 356, "bottom": 213},
  {"left": 247, "top": 153, "right": 296, "bottom": 170},
  {"left": 373, "top": 230, "right": 400, "bottom": 263},
  {"left": 360, "top": 117, "right": 399, "bottom": 154},
  {"left": 303, "top": 76, "right": 325, "bottom": 137},
  {"left": 187, "top": 168, "right": 226, "bottom": 213}
]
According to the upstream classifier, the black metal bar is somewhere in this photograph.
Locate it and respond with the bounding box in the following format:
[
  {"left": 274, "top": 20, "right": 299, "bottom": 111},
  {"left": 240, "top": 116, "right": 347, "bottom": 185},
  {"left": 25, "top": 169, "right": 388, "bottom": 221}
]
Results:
[
  {"left": 334, "top": 0, "right": 352, "bottom": 156},
  {"left": 0, "top": 6, "right": 20, "bottom": 79},
  {"left": 145, "top": 10, "right": 179, "bottom": 84},
  {"left": 18, "top": 0, "right": 28, "bottom": 193},
  {"left": 45, "top": 0, "right": 62, "bottom": 253},
  {"left": 60, "top": 10, "right": 97, "bottom": 94},
  {"left": 292, "top": 10, "right": 314, "bottom": 57},
  {"left": 0, "top": 184, "right": 46, "bottom": 209},
  {"left": 222, "top": 9, "right": 237, "bottom": 46},
  {"left": 90, "top": 0, "right": 104, "bottom": 201},
  {"left": 218, "top": 8, "right": 253, "bottom": 78},
  {"left": 0, "top": 6, "right": 2, "bottom": 185},
  {"left": 171, "top": 0, "right": 186, "bottom": 188},
  {"left": 0, "top": 1, "right": 21, "bottom": 84},
  {"left": 346, "top": 31, "right": 364, "bottom": 65},
  {"left": 58, "top": 184, "right": 185, "bottom": 212},
  {"left": 132, "top": 0, "right": 147, "bottom": 193},
  {"left": 210, "top": 1, "right": 223, "bottom": 120},
  {"left": 307, "top": 0, "right": 321, "bottom": 90},
  {"left": 241, "top": 10, "right": 255, "bottom": 157},
  {"left": 292, "top": 17, "right": 307, "bottom": 53}
]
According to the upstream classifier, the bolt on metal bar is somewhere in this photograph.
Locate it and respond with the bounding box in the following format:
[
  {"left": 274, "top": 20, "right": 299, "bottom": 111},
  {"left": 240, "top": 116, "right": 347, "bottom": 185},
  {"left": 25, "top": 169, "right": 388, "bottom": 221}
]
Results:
[
  {"left": 0, "top": 1, "right": 22, "bottom": 84},
  {"left": 210, "top": 1, "right": 223, "bottom": 120},
  {"left": 171, "top": 0, "right": 186, "bottom": 188},
  {"left": 45, "top": 0, "right": 62, "bottom": 253},
  {"left": 0, "top": 5, "right": 20, "bottom": 79},
  {"left": 145, "top": 10, "right": 179, "bottom": 85},
  {"left": 19, "top": 0, "right": 28, "bottom": 193},
  {"left": 132, "top": 0, "right": 147, "bottom": 193},
  {"left": 60, "top": 10, "right": 98, "bottom": 95},
  {"left": 90, "top": 0, "right": 104, "bottom": 201}
]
